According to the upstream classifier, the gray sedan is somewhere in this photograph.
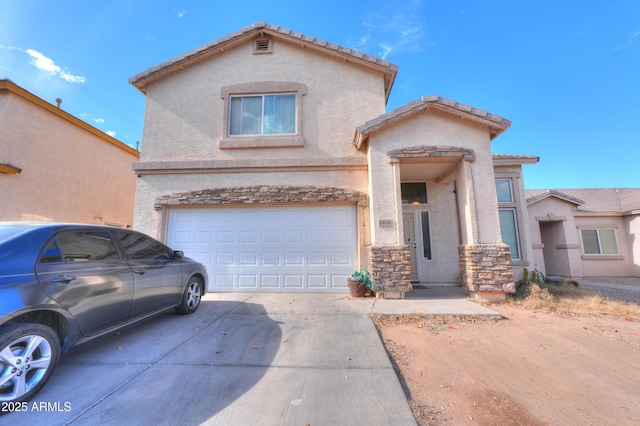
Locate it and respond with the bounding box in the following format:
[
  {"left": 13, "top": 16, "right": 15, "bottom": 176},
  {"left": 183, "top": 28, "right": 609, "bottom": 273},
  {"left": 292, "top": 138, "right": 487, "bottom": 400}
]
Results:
[{"left": 0, "top": 222, "right": 208, "bottom": 403}]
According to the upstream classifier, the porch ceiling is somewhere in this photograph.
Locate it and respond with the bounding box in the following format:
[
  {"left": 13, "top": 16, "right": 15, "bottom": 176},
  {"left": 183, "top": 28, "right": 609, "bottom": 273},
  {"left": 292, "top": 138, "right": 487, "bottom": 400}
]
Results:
[{"left": 399, "top": 160, "right": 457, "bottom": 181}]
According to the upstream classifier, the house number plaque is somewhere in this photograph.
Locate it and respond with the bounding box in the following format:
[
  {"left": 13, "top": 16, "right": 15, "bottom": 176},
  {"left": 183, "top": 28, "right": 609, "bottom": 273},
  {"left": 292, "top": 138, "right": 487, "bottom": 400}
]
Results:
[{"left": 378, "top": 219, "right": 394, "bottom": 227}]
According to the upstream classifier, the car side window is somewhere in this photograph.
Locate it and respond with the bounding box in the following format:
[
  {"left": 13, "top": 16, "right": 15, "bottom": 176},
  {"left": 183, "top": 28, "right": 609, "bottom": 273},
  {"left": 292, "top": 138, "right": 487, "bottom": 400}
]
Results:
[
  {"left": 116, "top": 231, "right": 170, "bottom": 260},
  {"left": 39, "top": 240, "right": 63, "bottom": 263},
  {"left": 54, "top": 231, "right": 119, "bottom": 262}
]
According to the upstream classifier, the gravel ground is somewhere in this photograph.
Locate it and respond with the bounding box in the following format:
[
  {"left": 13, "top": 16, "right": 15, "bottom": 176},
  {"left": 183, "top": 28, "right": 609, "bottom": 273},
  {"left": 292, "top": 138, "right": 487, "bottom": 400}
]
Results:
[{"left": 578, "top": 277, "right": 640, "bottom": 305}]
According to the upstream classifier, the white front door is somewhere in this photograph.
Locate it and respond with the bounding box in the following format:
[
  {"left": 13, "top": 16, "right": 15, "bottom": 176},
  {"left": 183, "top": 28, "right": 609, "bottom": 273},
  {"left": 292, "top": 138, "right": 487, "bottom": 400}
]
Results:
[{"left": 167, "top": 205, "right": 357, "bottom": 292}]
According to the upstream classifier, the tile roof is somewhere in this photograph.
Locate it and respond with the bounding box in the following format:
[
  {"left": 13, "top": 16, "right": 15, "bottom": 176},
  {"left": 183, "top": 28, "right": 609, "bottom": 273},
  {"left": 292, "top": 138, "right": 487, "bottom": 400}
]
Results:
[
  {"left": 129, "top": 22, "right": 399, "bottom": 99},
  {"left": 526, "top": 188, "right": 640, "bottom": 214},
  {"left": 353, "top": 95, "right": 512, "bottom": 149}
]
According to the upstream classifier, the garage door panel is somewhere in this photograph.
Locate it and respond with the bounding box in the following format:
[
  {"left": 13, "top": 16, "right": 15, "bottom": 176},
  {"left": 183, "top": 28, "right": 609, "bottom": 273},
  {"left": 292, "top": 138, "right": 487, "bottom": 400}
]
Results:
[{"left": 168, "top": 206, "right": 357, "bottom": 292}]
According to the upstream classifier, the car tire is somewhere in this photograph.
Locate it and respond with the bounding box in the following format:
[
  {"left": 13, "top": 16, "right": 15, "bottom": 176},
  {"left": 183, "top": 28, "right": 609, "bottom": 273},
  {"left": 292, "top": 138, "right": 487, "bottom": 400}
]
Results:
[
  {"left": 0, "top": 323, "right": 60, "bottom": 403},
  {"left": 176, "top": 277, "right": 202, "bottom": 315}
]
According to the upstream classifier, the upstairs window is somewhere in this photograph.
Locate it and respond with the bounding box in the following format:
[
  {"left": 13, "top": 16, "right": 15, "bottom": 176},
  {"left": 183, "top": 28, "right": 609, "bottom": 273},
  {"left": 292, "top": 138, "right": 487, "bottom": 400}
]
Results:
[
  {"left": 229, "top": 94, "right": 296, "bottom": 136},
  {"left": 495, "top": 179, "right": 514, "bottom": 203}
]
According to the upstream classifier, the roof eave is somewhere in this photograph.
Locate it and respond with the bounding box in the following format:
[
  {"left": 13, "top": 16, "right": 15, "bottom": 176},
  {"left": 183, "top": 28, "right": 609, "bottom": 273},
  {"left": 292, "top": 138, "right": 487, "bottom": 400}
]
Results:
[
  {"left": 353, "top": 96, "right": 512, "bottom": 150},
  {"left": 130, "top": 23, "right": 399, "bottom": 99}
]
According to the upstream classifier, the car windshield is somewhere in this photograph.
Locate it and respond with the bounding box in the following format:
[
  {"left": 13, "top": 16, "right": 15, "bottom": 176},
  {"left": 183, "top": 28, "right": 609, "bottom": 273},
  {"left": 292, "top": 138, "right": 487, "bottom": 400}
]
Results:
[{"left": 0, "top": 225, "right": 36, "bottom": 244}]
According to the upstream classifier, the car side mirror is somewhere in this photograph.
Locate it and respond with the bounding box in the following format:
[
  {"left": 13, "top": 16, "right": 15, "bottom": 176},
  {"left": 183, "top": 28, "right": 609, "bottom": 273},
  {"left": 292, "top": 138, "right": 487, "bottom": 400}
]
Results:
[{"left": 174, "top": 250, "right": 184, "bottom": 260}]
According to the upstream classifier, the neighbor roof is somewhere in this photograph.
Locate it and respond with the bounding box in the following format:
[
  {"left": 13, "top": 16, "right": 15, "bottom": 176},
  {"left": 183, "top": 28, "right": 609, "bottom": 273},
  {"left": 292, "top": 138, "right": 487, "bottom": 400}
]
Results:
[
  {"left": 129, "top": 22, "right": 399, "bottom": 102},
  {"left": 527, "top": 188, "right": 640, "bottom": 215},
  {"left": 353, "top": 95, "right": 512, "bottom": 149}
]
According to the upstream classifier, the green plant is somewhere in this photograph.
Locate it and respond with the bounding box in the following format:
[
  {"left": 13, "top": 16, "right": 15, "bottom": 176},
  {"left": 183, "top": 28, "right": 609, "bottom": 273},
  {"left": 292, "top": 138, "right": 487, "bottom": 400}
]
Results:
[
  {"left": 351, "top": 269, "right": 372, "bottom": 289},
  {"left": 521, "top": 268, "right": 529, "bottom": 284}
]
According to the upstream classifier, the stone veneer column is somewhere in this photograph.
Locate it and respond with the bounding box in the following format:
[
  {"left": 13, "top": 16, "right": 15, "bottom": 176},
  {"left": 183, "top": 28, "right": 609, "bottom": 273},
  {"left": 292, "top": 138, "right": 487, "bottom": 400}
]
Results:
[
  {"left": 458, "top": 244, "right": 516, "bottom": 301},
  {"left": 369, "top": 245, "right": 412, "bottom": 298}
]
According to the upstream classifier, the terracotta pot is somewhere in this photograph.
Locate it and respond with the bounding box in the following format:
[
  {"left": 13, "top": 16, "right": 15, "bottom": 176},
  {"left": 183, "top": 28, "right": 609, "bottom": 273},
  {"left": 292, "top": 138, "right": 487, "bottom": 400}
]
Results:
[{"left": 348, "top": 278, "right": 366, "bottom": 298}]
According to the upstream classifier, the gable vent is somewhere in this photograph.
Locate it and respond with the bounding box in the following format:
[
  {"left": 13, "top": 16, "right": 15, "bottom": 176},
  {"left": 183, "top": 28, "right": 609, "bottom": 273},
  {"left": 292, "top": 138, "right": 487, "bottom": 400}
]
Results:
[{"left": 253, "top": 37, "right": 272, "bottom": 54}]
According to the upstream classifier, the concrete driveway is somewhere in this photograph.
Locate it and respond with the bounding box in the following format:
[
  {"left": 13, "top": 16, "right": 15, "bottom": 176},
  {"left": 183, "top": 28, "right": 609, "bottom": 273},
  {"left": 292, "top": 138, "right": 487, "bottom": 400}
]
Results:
[{"left": 5, "top": 288, "right": 497, "bottom": 425}]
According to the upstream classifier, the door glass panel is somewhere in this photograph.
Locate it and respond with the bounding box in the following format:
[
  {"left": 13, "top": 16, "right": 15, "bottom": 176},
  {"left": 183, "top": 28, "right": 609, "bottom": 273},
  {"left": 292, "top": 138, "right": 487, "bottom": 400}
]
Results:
[
  {"left": 39, "top": 240, "right": 63, "bottom": 264},
  {"left": 420, "top": 211, "right": 432, "bottom": 260},
  {"left": 117, "top": 232, "right": 170, "bottom": 260},
  {"left": 55, "top": 231, "right": 119, "bottom": 261},
  {"left": 401, "top": 182, "right": 427, "bottom": 204}
]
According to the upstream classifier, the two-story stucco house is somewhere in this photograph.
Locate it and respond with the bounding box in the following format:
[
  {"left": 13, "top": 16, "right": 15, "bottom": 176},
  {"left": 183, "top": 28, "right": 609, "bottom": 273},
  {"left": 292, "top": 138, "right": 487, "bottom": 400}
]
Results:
[
  {"left": 0, "top": 79, "right": 139, "bottom": 226},
  {"left": 129, "top": 23, "right": 537, "bottom": 300}
]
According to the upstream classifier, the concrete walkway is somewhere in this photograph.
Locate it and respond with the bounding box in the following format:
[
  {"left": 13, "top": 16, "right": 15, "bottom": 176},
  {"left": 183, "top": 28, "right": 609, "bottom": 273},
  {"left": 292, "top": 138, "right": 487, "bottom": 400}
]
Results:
[{"left": 7, "top": 287, "right": 497, "bottom": 425}]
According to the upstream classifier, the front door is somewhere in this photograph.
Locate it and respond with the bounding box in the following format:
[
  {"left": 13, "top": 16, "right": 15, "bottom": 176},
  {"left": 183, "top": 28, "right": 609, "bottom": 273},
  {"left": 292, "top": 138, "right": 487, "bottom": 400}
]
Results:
[{"left": 403, "top": 212, "right": 418, "bottom": 282}]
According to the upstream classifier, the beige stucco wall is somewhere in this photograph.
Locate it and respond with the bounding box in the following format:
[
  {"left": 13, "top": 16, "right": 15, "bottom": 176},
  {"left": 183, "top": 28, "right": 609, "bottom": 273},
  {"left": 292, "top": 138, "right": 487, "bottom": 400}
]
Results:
[
  {"left": 133, "top": 36, "right": 389, "bottom": 244},
  {"left": 575, "top": 215, "right": 633, "bottom": 277},
  {"left": 137, "top": 38, "right": 386, "bottom": 163},
  {"left": 0, "top": 87, "right": 138, "bottom": 226},
  {"left": 625, "top": 214, "right": 640, "bottom": 276},
  {"left": 527, "top": 198, "right": 584, "bottom": 278}
]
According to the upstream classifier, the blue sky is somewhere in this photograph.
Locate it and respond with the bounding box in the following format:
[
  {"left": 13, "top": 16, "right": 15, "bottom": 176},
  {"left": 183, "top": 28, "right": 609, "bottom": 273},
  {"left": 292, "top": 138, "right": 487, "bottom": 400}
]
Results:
[{"left": 1, "top": 0, "right": 638, "bottom": 189}]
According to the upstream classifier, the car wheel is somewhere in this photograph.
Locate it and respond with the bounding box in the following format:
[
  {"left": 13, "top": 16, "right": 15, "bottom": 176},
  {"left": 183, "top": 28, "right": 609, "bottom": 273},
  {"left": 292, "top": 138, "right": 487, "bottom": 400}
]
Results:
[
  {"left": 176, "top": 277, "right": 202, "bottom": 314},
  {"left": 0, "top": 323, "right": 60, "bottom": 403}
]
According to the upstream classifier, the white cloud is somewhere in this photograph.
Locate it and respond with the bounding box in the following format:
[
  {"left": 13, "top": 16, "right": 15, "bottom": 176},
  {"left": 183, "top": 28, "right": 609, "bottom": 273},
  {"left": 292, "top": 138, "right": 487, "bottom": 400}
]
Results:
[
  {"left": 106, "top": 130, "right": 116, "bottom": 137},
  {"left": 347, "top": 2, "right": 431, "bottom": 60},
  {"left": 94, "top": 118, "right": 105, "bottom": 124},
  {"left": 175, "top": 9, "right": 186, "bottom": 18},
  {"left": 610, "top": 28, "right": 640, "bottom": 53},
  {"left": 0, "top": 45, "right": 85, "bottom": 83}
]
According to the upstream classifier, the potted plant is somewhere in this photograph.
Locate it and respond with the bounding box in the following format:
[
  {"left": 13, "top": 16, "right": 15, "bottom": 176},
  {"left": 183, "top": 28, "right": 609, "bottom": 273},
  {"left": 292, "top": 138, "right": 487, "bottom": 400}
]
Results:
[{"left": 348, "top": 268, "right": 372, "bottom": 297}]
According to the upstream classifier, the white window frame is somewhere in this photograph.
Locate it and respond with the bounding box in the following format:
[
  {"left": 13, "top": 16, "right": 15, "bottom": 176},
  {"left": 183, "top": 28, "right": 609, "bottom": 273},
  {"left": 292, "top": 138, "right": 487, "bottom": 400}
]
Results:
[
  {"left": 580, "top": 228, "right": 620, "bottom": 255},
  {"left": 228, "top": 93, "right": 297, "bottom": 137},
  {"left": 495, "top": 179, "right": 514, "bottom": 203},
  {"left": 220, "top": 82, "right": 306, "bottom": 149}
]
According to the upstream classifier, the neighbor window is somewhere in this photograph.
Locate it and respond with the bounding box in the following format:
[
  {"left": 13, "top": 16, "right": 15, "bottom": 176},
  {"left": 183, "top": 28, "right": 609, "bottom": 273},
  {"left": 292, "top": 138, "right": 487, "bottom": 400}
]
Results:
[
  {"left": 495, "top": 179, "right": 513, "bottom": 203},
  {"left": 229, "top": 94, "right": 296, "bottom": 136},
  {"left": 499, "top": 209, "right": 520, "bottom": 259},
  {"left": 581, "top": 229, "right": 619, "bottom": 255},
  {"left": 401, "top": 182, "right": 428, "bottom": 204}
]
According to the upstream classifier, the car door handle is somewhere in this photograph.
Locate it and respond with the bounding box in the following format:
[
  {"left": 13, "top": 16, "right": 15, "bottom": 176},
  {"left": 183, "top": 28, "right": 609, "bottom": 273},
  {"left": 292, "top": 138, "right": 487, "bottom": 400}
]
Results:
[
  {"left": 133, "top": 269, "right": 146, "bottom": 275},
  {"left": 50, "top": 274, "right": 77, "bottom": 284}
]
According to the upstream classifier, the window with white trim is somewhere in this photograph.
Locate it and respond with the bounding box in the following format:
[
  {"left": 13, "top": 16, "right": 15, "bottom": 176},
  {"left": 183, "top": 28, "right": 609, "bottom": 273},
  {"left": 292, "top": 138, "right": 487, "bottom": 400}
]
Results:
[
  {"left": 499, "top": 209, "right": 520, "bottom": 259},
  {"left": 581, "top": 229, "right": 619, "bottom": 255},
  {"left": 229, "top": 93, "right": 296, "bottom": 136},
  {"left": 495, "top": 179, "right": 513, "bottom": 203}
]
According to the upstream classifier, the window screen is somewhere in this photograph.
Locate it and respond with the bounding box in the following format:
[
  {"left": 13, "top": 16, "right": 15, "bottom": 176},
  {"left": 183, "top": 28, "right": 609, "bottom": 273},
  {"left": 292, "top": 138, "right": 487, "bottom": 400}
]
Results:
[
  {"left": 229, "top": 94, "right": 295, "bottom": 135},
  {"left": 581, "top": 229, "right": 619, "bottom": 255}
]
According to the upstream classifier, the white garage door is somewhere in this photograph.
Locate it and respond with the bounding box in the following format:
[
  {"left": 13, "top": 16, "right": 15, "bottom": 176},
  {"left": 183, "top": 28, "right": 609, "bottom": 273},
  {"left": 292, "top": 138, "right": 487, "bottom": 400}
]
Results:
[{"left": 167, "top": 206, "right": 357, "bottom": 292}]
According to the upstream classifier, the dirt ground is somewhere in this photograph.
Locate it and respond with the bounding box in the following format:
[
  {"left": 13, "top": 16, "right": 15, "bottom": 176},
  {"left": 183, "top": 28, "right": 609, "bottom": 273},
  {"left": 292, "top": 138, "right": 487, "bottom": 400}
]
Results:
[{"left": 376, "top": 305, "right": 640, "bottom": 425}]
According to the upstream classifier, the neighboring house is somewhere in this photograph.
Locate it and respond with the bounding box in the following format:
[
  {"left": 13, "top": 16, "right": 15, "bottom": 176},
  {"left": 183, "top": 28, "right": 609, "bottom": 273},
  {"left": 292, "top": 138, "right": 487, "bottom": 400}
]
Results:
[
  {"left": 129, "top": 22, "right": 537, "bottom": 299},
  {"left": 0, "top": 79, "right": 139, "bottom": 227},
  {"left": 526, "top": 188, "right": 640, "bottom": 279}
]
